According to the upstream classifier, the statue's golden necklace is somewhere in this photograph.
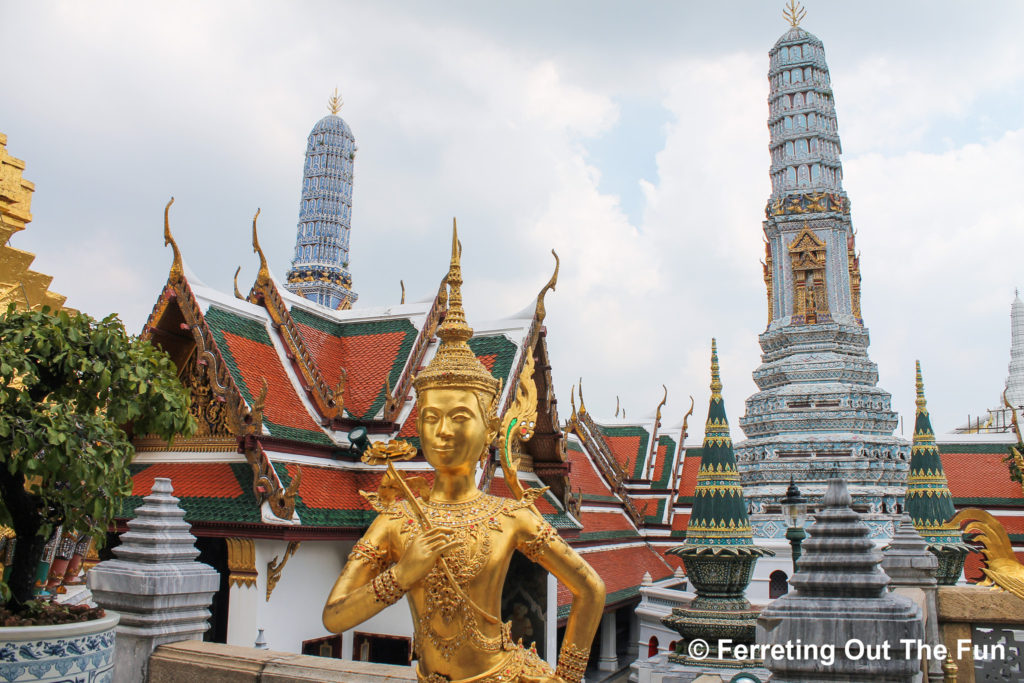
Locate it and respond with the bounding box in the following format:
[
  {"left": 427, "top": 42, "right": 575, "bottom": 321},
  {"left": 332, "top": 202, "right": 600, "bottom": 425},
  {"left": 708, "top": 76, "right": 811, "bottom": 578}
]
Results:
[{"left": 414, "top": 494, "right": 508, "bottom": 660}]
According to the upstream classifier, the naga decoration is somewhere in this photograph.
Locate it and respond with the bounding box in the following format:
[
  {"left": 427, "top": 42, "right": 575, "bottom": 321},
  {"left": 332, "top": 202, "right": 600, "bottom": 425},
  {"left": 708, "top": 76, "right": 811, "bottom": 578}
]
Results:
[{"left": 951, "top": 508, "right": 1024, "bottom": 601}]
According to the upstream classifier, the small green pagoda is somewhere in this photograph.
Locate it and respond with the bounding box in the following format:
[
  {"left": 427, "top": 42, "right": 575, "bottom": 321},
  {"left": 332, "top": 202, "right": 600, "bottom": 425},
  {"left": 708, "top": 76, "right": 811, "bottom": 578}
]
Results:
[
  {"left": 906, "top": 361, "right": 971, "bottom": 584},
  {"left": 663, "top": 339, "right": 772, "bottom": 665}
]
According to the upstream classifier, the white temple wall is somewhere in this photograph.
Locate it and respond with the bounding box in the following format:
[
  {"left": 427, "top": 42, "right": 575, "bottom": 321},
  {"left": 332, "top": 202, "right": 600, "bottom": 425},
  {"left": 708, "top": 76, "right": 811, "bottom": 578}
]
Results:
[{"left": 227, "top": 539, "right": 357, "bottom": 653}]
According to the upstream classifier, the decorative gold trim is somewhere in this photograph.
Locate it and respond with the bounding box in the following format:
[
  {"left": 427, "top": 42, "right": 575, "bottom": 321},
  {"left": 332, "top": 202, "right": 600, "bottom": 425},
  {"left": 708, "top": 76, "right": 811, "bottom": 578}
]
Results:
[
  {"left": 248, "top": 213, "right": 344, "bottom": 421},
  {"left": 783, "top": 0, "right": 806, "bottom": 28},
  {"left": 266, "top": 540, "right": 301, "bottom": 600},
  {"left": 163, "top": 197, "right": 184, "bottom": 284},
  {"left": 226, "top": 537, "right": 258, "bottom": 588},
  {"left": 328, "top": 87, "right": 343, "bottom": 115},
  {"left": 788, "top": 225, "right": 829, "bottom": 324},
  {"left": 645, "top": 385, "right": 668, "bottom": 479}
]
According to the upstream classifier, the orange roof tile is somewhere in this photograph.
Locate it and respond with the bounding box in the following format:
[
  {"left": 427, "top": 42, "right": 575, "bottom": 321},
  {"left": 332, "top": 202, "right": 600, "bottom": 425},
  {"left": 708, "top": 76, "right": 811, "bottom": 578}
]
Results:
[
  {"left": 605, "top": 435, "right": 643, "bottom": 472},
  {"left": 677, "top": 451, "right": 701, "bottom": 498},
  {"left": 558, "top": 544, "right": 673, "bottom": 607},
  {"left": 578, "top": 511, "right": 636, "bottom": 533},
  {"left": 296, "top": 322, "right": 409, "bottom": 417},
  {"left": 221, "top": 330, "right": 325, "bottom": 434},
  {"left": 940, "top": 451, "right": 1024, "bottom": 501},
  {"left": 130, "top": 462, "right": 244, "bottom": 499},
  {"left": 566, "top": 445, "right": 615, "bottom": 498}
]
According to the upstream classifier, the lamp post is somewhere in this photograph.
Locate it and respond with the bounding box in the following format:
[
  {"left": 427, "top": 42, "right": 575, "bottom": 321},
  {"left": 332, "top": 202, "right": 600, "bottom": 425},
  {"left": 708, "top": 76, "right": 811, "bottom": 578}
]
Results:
[{"left": 780, "top": 479, "right": 808, "bottom": 573}]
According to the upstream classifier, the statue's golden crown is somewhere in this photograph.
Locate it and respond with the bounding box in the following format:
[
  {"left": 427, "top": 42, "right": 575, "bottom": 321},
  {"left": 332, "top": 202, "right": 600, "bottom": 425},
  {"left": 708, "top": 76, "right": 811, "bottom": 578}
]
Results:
[{"left": 413, "top": 221, "right": 501, "bottom": 398}]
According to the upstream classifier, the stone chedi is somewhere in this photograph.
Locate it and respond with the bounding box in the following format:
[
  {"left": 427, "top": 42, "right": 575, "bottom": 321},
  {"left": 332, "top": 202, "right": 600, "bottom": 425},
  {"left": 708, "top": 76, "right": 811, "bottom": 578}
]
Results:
[
  {"left": 881, "top": 514, "right": 943, "bottom": 683},
  {"left": 664, "top": 340, "right": 772, "bottom": 665},
  {"left": 284, "top": 90, "right": 359, "bottom": 310},
  {"left": 906, "top": 362, "right": 970, "bottom": 584},
  {"left": 88, "top": 478, "right": 219, "bottom": 683},
  {"left": 758, "top": 479, "right": 922, "bottom": 682},
  {"left": 1005, "top": 291, "right": 1024, "bottom": 409},
  {"left": 736, "top": 7, "right": 909, "bottom": 538}
]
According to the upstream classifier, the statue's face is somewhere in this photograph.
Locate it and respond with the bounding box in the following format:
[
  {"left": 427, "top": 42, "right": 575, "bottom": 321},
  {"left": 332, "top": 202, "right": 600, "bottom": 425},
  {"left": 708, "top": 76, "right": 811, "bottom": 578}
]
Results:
[{"left": 417, "top": 388, "right": 490, "bottom": 472}]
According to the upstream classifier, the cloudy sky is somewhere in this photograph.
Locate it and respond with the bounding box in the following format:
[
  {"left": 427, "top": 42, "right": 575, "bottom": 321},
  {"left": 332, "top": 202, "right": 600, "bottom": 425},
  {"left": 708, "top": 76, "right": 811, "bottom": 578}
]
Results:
[{"left": 4, "top": 1, "right": 1024, "bottom": 435}]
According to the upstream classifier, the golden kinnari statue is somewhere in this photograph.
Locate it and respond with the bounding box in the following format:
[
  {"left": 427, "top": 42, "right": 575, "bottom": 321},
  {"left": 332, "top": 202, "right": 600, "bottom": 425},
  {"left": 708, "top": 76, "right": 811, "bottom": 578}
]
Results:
[{"left": 323, "top": 224, "right": 604, "bottom": 682}]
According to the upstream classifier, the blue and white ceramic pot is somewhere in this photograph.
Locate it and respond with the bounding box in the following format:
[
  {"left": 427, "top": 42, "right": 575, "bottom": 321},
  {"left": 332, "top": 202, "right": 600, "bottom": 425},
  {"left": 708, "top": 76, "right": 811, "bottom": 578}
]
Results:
[{"left": 0, "top": 611, "right": 118, "bottom": 682}]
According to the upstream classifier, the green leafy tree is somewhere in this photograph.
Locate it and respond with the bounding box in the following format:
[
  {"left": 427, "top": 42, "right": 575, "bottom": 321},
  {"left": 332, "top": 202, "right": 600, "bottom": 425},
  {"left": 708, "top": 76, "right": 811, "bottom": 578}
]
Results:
[{"left": 0, "top": 306, "right": 195, "bottom": 611}]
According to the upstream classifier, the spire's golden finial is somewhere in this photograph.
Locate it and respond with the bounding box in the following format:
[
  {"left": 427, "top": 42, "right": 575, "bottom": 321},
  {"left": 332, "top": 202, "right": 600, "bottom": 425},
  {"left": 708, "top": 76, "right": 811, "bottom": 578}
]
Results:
[
  {"left": 163, "top": 197, "right": 184, "bottom": 283},
  {"left": 413, "top": 220, "right": 500, "bottom": 397},
  {"left": 578, "top": 377, "right": 587, "bottom": 414},
  {"left": 328, "top": 87, "right": 343, "bottom": 115},
  {"left": 251, "top": 208, "right": 270, "bottom": 287},
  {"left": 915, "top": 360, "right": 928, "bottom": 415},
  {"left": 783, "top": 0, "right": 806, "bottom": 28},
  {"left": 710, "top": 338, "right": 723, "bottom": 399}
]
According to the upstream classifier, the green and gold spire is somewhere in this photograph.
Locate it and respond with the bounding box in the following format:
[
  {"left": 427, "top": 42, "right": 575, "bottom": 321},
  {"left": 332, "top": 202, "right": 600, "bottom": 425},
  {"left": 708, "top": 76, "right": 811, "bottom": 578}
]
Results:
[
  {"left": 683, "top": 340, "right": 757, "bottom": 548},
  {"left": 905, "top": 362, "right": 970, "bottom": 582},
  {"left": 906, "top": 361, "right": 957, "bottom": 539}
]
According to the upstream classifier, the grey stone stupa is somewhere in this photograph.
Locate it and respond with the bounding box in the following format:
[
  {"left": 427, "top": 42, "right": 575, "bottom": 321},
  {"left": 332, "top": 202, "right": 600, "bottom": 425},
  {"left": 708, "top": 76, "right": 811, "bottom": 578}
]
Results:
[
  {"left": 757, "top": 479, "right": 923, "bottom": 682},
  {"left": 89, "top": 478, "right": 220, "bottom": 683}
]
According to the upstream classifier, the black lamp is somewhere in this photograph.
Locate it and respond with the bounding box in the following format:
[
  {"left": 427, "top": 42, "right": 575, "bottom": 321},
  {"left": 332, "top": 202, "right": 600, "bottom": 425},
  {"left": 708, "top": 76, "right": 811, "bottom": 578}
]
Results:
[
  {"left": 780, "top": 478, "right": 808, "bottom": 572},
  {"left": 348, "top": 426, "right": 370, "bottom": 456}
]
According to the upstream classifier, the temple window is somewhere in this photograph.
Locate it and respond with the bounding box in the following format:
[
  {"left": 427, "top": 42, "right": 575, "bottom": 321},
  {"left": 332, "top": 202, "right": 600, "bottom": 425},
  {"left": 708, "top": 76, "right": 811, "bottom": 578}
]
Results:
[{"left": 769, "top": 571, "right": 790, "bottom": 599}]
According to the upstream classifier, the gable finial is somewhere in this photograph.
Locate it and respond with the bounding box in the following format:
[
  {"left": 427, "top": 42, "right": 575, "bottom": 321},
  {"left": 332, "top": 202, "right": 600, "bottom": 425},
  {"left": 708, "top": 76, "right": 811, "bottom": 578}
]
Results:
[
  {"left": 783, "top": 0, "right": 806, "bottom": 28},
  {"left": 163, "top": 197, "right": 185, "bottom": 283},
  {"left": 251, "top": 208, "right": 270, "bottom": 287},
  {"left": 328, "top": 87, "right": 343, "bottom": 115}
]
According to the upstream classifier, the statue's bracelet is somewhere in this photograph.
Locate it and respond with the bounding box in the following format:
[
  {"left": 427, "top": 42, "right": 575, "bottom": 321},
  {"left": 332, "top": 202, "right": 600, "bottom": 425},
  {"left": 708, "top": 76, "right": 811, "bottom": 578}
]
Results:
[
  {"left": 370, "top": 567, "right": 406, "bottom": 606},
  {"left": 555, "top": 641, "right": 589, "bottom": 683}
]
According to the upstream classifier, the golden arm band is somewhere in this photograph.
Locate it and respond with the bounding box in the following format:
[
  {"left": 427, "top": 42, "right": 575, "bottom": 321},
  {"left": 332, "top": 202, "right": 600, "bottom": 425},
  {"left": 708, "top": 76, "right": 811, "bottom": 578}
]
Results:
[
  {"left": 554, "top": 640, "right": 590, "bottom": 683},
  {"left": 369, "top": 566, "right": 406, "bottom": 606}
]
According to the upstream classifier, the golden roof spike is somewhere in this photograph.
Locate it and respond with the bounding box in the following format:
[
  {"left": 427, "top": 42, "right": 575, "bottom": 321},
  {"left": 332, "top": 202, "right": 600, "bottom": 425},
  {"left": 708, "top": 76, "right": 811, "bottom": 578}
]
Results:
[
  {"left": 233, "top": 266, "right": 244, "bottom": 299},
  {"left": 783, "top": 0, "right": 806, "bottom": 28},
  {"left": 535, "top": 250, "right": 559, "bottom": 324},
  {"left": 251, "top": 208, "right": 270, "bottom": 287},
  {"left": 710, "top": 338, "right": 723, "bottom": 398},
  {"left": 915, "top": 360, "right": 928, "bottom": 414},
  {"left": 328, "top": 87, "right": 343, "bottom": 115},
  {"left": 163, "top": 197, "right": 184, "bottom": 283},
  {"left": 400, "top": 279, "right": 405, "bottom": 305},
  {"left": 615, "top": 396, "right": 620, "bottom": 418},
  {"left": 436, "top": 218, "right": 471, "bottom": 342},
  {"left": 578, "top": 377, "right": 587, "bottom": 414},
  {"left": 656, "top": 384, "right": 668, "bottom": 424},
  {"left": 570, "top": 384, "right": 577, "bottom": 421}
]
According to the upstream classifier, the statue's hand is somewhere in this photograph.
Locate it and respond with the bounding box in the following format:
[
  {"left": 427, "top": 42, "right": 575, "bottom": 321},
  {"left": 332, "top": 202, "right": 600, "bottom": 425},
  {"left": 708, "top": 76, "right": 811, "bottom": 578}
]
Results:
[{"left": 392, "top": 526, "right": 457, "bottom": 587}]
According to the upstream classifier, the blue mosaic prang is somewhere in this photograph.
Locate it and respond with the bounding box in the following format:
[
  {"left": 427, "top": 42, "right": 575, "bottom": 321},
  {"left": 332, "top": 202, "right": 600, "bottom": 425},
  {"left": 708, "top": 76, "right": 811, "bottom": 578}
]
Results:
[
  {"left": 736, "top": 23, "right": 909, "bottom": 535},
  {"left": 284, "top": 103, "right": 359, "bottom": 310}
]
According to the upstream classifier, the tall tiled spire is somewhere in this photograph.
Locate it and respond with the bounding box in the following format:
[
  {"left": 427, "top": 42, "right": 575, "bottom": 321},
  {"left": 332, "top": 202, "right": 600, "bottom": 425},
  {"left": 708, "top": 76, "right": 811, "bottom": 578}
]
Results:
[
  {"left": 906, "top": 362, "right": 957, "bottom": 537},
  {"left": 1005, "top": 290, "right": 1024, "bottom": 408},
  {"left": 664, "top": 341, "right": 769, "bottom": 665},
  {"left": 683, "top": 340, "right": 755, "bottom": 547},
  {"left": 737, "top": 10, "right": 908, "bottom": 540},
  {"left": 906, "top": 362, "right": 970, "bottom": 583},
  {"left": 285, "top": 90, "right": 358, "bottom": 310}
]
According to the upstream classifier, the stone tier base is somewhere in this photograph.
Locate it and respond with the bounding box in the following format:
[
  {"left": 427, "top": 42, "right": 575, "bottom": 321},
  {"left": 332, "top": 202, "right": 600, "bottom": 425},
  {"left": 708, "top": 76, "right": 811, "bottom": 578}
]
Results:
[{"left": 148, "top": 640, "right": 416, "bottom": 682}]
